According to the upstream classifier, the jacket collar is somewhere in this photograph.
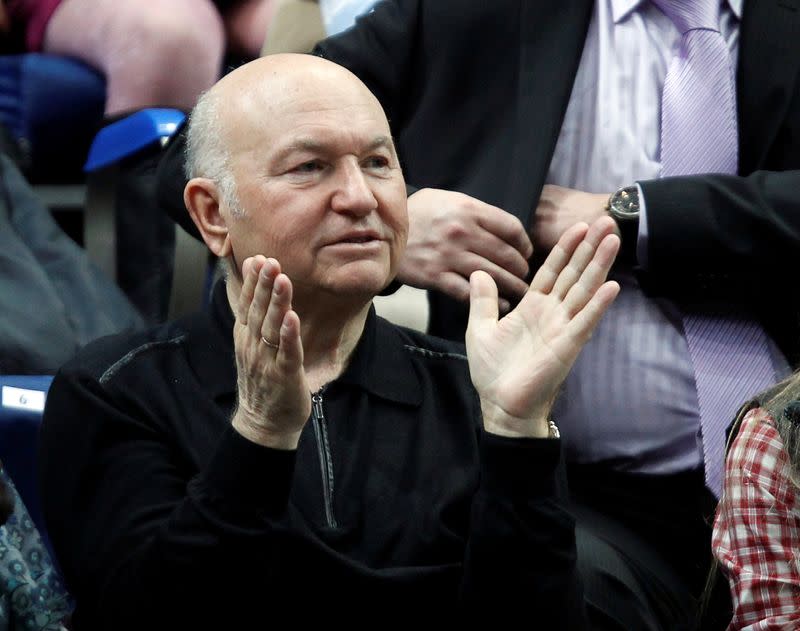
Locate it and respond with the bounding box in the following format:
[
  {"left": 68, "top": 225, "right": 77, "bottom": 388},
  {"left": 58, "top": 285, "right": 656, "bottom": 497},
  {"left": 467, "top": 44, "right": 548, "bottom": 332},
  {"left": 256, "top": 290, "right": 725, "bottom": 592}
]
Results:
[
  {"left": 186, "top": 280, "right": 423, "bottom": 406},
  {"left": 334, "top": 304, "right": 424, "bottom": 407}
]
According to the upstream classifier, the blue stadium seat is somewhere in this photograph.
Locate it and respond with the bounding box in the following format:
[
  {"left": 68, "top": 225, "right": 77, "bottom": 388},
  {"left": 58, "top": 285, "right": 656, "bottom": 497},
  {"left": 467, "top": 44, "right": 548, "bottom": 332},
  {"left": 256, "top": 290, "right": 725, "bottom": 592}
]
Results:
[
  {"left": 0, "top": 53, "right": 105, "bottom": 183},
  {"left": 82, "top": 108, "right": 212, "bottom": 317},
  {"left": 0, "top": 54, "right": 211, "bottom": 318},
  {"left": 84, "top": 108, "right": 185, "bottom": 172},
  {"left": 82, "top": 108, "right": 187, "bottom": 282}
]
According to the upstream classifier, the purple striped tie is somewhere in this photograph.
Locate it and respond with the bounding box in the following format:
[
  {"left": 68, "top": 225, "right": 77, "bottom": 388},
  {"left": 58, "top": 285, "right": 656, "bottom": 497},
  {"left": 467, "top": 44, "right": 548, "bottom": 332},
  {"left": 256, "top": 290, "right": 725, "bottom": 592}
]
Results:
[{"left": 654, "top": 0, "right": 776, "bottom": 497}]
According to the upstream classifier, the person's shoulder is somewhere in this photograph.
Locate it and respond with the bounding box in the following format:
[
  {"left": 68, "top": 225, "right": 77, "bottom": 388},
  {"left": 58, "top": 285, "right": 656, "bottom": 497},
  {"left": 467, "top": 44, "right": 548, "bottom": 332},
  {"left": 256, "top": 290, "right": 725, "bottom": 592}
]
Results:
[
  {"left": 738, "top": 406, "right": 780, "bottom": 442},
  {"left": 57, "top": 317, "right": 192, "bottom": 385},
  {"left": 728, "top": 407, "right": 786, "bottom": 478}
]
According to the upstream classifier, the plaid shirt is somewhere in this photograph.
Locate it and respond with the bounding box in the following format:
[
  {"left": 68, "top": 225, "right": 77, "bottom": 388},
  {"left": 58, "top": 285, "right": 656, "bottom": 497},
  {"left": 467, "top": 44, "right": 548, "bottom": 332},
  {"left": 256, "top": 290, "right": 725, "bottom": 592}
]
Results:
[{"left": 712, "top": 408, "right": 800, "bottom": 630}]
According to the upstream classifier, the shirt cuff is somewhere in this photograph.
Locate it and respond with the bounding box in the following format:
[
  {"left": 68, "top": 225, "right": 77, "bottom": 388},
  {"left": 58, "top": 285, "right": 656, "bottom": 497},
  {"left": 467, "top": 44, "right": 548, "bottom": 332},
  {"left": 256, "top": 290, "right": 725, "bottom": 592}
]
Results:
[{"left": 635, "top": 182, "right": 649, "bottom": 268}]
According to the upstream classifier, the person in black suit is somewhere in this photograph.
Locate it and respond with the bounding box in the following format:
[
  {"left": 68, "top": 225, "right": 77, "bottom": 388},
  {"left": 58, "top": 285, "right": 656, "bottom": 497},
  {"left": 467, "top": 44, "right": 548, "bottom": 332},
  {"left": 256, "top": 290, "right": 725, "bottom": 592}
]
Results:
[
  {"left": 311, "top": 0, "right": 800, "bottom": 627},
  {"left": 314, "top": 0, "right": 800, "bottom": 346}
]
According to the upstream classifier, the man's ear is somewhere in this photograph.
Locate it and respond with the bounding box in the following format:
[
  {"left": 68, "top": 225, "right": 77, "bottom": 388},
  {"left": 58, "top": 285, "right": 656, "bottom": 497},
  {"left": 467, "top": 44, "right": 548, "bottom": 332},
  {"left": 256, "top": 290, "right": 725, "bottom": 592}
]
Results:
[{"left": 184, "top": 178, "right": 232, "bottom": 257}]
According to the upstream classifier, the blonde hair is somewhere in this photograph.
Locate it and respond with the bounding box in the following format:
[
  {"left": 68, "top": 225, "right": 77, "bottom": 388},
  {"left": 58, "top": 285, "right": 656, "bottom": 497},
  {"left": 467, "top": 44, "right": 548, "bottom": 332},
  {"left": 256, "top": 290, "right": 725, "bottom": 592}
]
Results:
[{"left": 761, "top": 373, "right": 800, "bottom": 487}]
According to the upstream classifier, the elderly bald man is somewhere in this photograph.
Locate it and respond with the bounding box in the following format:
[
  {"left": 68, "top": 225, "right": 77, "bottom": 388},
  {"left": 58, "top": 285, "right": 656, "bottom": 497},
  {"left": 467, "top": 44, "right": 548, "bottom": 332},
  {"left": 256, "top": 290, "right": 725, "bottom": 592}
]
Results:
[{"left": 39, "top": 54, "right": 620, "bottom": 628}]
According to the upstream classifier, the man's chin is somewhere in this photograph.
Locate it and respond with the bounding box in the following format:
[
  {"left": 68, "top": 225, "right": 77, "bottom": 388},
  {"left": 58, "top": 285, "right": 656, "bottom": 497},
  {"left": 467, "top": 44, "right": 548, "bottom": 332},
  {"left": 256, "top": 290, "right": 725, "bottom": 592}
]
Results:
[
  {"left": 332, "top": 278, "right": 391, "bottom": 298},
  {"left": 321, "top": 269, "right": 393, "bottom": 300}
]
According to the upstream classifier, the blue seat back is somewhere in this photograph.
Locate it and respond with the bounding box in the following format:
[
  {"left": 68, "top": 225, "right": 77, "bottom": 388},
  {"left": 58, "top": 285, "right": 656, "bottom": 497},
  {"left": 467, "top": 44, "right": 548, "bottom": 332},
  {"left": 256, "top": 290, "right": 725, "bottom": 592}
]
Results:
[
  {"left": 84, "top": 108, "right": 185, "bottom": 172},
  {"left": 0, "top": 53, "right": 105, "bottom": 181}
]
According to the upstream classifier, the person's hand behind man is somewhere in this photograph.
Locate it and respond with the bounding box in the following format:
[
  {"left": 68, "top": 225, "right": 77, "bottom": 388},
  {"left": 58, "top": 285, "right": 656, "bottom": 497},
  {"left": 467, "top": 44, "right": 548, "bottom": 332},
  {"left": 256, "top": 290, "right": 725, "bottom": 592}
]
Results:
[
  {"left": 466, "top": 216, "right": 620, "bottom": 438},
  {"left": 531, "top": 184, "right": 613, "bottom": 253},
  {"left": 398, "top": 187, "right": 534, "bottom": 312}
]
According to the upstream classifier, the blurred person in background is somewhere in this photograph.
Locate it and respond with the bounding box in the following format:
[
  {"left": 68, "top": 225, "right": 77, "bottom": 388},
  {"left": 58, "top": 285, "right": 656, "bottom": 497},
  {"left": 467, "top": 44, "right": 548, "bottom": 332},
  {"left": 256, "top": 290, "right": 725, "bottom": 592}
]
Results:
[
  {"left": 3, "top": 0, "right": 277, "bottom": 325},
  {"left": 0, "top": 461, "right": 71, "bottom": 631},
  {"left": 710, "top": 378, "right": 800, "bottom": 630}
]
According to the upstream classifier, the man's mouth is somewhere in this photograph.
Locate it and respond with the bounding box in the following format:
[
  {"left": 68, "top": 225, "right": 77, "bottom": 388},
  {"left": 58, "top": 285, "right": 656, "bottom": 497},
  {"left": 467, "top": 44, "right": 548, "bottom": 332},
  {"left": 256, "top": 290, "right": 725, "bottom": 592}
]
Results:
[{"left": 332, "top": 230, "right": 382, "bottom": 245}]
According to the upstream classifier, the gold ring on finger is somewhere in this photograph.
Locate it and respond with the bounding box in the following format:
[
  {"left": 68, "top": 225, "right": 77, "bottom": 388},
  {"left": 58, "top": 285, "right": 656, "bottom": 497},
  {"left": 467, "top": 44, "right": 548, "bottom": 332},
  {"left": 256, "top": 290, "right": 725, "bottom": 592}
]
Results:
[{"left": 260, "top": 336, "right": 279, "bottom": 350}]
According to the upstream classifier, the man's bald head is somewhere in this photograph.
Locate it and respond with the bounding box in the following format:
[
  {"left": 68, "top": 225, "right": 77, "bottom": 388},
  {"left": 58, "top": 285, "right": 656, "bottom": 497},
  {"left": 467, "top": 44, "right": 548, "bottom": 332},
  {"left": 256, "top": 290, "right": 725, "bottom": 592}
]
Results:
[
  {"left": 183, "top": 52, "right": 407, "bottom": 304},
  {"left": 213, "top": 53, "right": 383, "bottom": 120},
  {"left": 184, "top": 54, "right": 388, "bottom": 214}
]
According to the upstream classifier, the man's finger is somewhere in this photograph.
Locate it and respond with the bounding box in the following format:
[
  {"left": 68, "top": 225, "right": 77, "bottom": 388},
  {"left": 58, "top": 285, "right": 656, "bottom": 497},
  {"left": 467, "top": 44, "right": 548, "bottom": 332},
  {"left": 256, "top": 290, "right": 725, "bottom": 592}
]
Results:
[
  {"left": 528, "top": 222, "right": 589, "bottom": 295},
  {"left": 436, "top": 271, "right": 472, "bottom": 304},
  {"left": 262, "top": 272, "right": 292, "bottom": 346},
  {"left": 464, "top": 231, "right": 531, "bottom": 280},
  {"left": 551, "top": 218, "right": 618, "bottom": 299},
  {"left": 467, "top": 270, "right": 500, "bottom": 330},
  {"left": 476, "top": 206, "right": 534, "bottom": 259},
  {"left": 451, "top": 252, "right": 530, "bottom": 299},
  {"left": 585, "top": 215, "right": 618, "bottom": 246},
  {"left": 276, "top": 310, "right": 304, "bottom": 370},
  {"left": 248, "top": 259, "right": 280, "bottom": 339},
  {"left": 238, "top": 256, "right": 264, "bottom": 323},
  {"left": 568, "top": 280, "right": 621, "bottom": 344},
  {"left": 562, "top": 234, "right": 621, "bottom": 317}
]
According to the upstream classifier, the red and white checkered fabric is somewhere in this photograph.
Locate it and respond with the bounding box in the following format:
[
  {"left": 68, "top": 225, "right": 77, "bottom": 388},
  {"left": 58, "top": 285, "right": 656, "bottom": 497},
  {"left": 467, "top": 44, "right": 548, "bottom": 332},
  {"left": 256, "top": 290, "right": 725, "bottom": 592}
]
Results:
[{"left": 712, "top": 408, "right": 800, "bottom": 630}]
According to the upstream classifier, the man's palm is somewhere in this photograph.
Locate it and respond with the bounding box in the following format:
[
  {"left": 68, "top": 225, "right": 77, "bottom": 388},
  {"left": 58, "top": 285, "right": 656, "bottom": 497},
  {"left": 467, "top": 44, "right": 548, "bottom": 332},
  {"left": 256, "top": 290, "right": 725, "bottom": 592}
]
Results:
[{"left": 466, "top": 218, "right": 621, "bottom": 436}]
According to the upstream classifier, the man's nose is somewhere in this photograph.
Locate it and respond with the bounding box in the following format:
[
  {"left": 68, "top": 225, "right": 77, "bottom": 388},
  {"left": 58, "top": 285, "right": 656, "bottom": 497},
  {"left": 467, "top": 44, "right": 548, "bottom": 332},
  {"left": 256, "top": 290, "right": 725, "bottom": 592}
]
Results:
[{"left": 330, "top": 160, "right": 378, "bottom": 217}]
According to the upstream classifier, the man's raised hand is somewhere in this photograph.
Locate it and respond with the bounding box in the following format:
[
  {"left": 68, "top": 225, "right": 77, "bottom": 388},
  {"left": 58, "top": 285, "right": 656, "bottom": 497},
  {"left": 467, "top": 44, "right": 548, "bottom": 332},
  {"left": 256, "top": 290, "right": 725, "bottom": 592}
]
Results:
[{"left": 466, "top": 217, "right": 620, "bottom": 437}]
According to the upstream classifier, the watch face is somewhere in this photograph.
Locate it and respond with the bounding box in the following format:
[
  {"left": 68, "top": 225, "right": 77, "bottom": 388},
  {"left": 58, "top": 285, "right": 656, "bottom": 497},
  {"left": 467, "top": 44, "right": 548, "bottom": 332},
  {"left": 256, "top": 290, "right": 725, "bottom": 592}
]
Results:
[{"left": 611, "top": 186, "right": 640, "bottom": 219}]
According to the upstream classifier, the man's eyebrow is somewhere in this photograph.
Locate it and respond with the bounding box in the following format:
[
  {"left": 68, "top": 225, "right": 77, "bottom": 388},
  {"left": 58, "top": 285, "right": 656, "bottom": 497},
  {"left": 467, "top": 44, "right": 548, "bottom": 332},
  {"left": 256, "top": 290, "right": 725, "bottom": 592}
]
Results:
[
  {"left": 272, "top": 135, "right": 397, "bottom": 162},
  {"left": 365, "top": 136, "right": 397, "bottom": 153}
]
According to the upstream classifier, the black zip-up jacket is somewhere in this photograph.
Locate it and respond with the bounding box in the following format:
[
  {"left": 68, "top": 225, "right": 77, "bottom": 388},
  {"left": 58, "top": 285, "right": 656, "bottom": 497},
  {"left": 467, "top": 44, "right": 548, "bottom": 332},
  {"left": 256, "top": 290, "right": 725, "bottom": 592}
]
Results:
[{"left": 40, "top": 281, "right": 586, "bottom": 628}]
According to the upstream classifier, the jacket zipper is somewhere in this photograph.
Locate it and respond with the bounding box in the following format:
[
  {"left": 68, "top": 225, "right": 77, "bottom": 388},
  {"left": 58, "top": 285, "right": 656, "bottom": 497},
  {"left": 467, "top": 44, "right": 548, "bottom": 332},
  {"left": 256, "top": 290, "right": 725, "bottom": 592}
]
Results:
[{"left": 311, "top": 389, "right": 338, "bottom": 528}]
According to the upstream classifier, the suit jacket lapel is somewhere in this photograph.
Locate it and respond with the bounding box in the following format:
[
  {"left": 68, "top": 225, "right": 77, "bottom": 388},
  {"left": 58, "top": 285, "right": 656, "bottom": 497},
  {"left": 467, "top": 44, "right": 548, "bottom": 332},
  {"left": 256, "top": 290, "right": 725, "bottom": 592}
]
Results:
[
  {"left": 737, "top": 0, "right": 800, "bottom": 173},
  {"left": 506, "top": 0, "right": 595, "bottom": 228}
]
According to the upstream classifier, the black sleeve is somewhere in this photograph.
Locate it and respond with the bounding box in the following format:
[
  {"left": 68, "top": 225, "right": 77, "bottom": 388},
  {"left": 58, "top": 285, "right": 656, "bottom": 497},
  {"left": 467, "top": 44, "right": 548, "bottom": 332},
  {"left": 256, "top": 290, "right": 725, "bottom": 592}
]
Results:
[
  {"left": 637, "top": 170, "right": 800, "bottom": 298},
  {"left": 313, "top": 0, "right": 420, "bottom": 132},
  {"left": 39, "top": 370, "right": 296, "bottom": 630},
  {"left": 460, "top": 431, "right": 588, "bottom": 626}
]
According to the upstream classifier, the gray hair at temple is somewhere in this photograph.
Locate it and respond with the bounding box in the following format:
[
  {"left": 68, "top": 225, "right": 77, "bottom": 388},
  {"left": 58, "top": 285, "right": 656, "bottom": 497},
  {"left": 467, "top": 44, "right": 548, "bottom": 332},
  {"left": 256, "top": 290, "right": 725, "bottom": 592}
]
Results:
[{"left": 183, "top": 89, "right": 244, "bottom": 217}]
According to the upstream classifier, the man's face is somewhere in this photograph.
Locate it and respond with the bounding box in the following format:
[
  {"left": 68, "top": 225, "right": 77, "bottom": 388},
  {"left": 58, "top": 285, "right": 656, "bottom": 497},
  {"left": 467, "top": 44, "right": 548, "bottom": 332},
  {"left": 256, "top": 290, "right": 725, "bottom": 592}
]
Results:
[{"left": 222, "top": 76, "right": 408, "bottom": 302}]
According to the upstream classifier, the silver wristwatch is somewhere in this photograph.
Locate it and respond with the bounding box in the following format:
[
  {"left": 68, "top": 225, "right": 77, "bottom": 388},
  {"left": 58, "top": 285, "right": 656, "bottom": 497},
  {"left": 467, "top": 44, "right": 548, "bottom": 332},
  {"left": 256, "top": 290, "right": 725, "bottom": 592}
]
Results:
[
  {"left": 605, "top": 185, "right": 640, "bottom": 259},
  {"left": 605, "top": 185, "right": 640, "bottom": 221}
]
